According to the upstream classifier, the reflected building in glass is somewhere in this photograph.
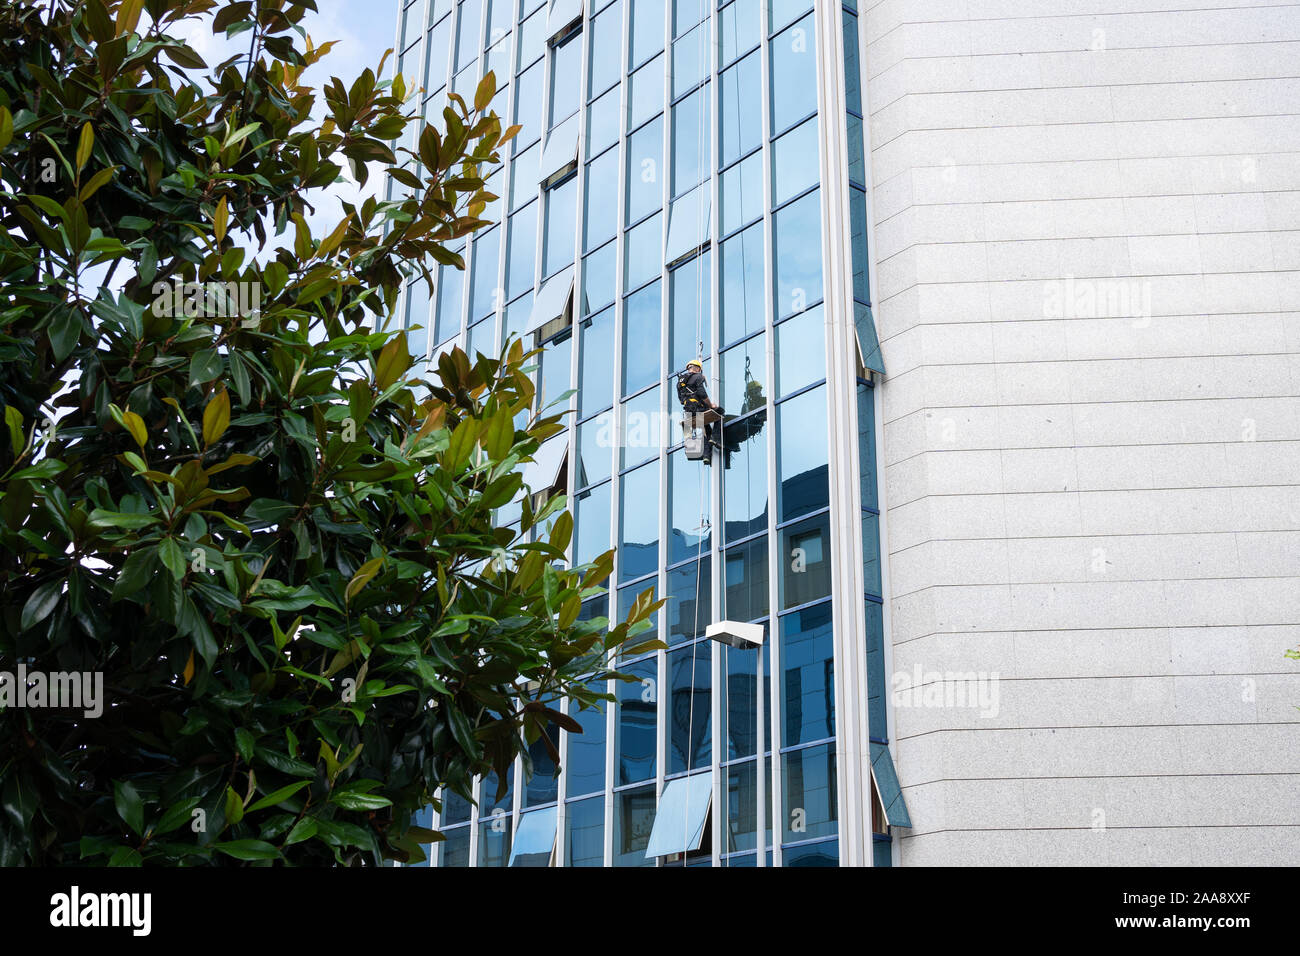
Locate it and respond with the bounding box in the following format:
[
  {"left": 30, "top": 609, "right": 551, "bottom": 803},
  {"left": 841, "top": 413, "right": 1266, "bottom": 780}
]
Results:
[{"left": 390, "top": 0, "right": 901, "bottom": 866}]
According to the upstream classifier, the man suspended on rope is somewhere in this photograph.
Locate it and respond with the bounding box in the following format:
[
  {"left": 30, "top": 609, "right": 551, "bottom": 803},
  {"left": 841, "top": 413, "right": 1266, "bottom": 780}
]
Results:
[{"left": 677, "top": 358, "right": 723, "bottom": 465}]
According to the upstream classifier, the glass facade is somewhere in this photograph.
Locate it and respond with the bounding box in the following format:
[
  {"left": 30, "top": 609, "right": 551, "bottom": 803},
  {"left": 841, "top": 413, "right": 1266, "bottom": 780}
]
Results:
[{"left": 391, "top": 0, "right": 890, "bottom": 867}]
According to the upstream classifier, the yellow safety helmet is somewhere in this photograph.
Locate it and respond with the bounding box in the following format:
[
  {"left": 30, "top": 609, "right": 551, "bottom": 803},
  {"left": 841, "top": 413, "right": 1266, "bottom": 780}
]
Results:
[{"left": 686, "top": 358, "right": 703, "bottom": 370}]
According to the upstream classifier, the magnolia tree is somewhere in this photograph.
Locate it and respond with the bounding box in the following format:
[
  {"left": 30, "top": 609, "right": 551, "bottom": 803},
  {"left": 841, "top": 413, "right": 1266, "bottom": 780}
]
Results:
[{"left": 0, "top": 0, "right": 660, "bottom": 865}]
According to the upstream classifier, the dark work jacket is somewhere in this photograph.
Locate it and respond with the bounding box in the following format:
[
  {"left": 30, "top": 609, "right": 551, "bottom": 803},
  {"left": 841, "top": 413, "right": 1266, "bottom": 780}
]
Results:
[{"left": 677, "top": 370, "right": 711, "bottom": 409}]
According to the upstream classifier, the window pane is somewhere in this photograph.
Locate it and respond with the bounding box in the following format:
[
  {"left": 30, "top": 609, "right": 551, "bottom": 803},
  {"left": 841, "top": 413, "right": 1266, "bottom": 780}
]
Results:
[
  {"left": 769, "top": 0, "right": 810, "bottom": 33},
  {"left": 506, "top": 200, "right": 538, "bottom": 299},
  {"left": 617, "top": 658, "right": 658, "bottom": 785},
  {"left": 842, "top": 8, "right": 862, "bottom": 115},
  {"left": 849, "top": 185, "right": 868, "bottom": 302},
  {"left": 719, "top": 50, "right": 760, "bottom": 167},
  {"left": 723, "top": 414, "right": 766, "bottom": 539},
  {"left": 720, "top": 221, "right": 763, "bottom": 345},
  {"left": 483, "top": 165, "right": 505, "bottom": 225},
  {"left": 628, "top": 54, "right": 664, "bottom": 131},
  {"left": 470, "top": 225, "right": 502, "bottom": 322},
  {"left": 615, "top": 784, "right": 657, "bottom": 866},
  {"left": 666, "top": 185, "right": 709, "bottom": 263},
  {"left": 582, "top": 152, "right": 619, "bottom": 254},
  {"left": 511, "top": 142, "right": 539, "bottom": 209},
  {"left": 775, "top": 303, "right": 824, "bottom": 398},
  {"left": 487, "top": 0, "right": 512, "bottom": 46},
  {"left": 574, "top": 480, "right": 611, "bottom": 565},
  {"left": 724, "top": 760, "right": 757, "bottom": 851},
  {"left": 435, "top": 262, "right": 465, "bottom": 344},
  {"left": 518, "top": 4, "right": 547, "bottom": 70},
  {"left": 721, "top": 331, "right": 765, "bottom": 416},
  {"left": 669, "top": 643, "right": 711, "bottom": 773},
  {"left": 478, "top": 815, "right": 510, "bottom": 866},
  {"left": 480, "top": 767, "right": 513, "bottom": 814},
  {"left": 782, "top": 743, "right": 836, "bottom": 843},
  {"left": 550, "top": 31, "right": 582, "bottom": 126},
  {"left": 525, "top": 722, "right": 560, "bottom": 806},
  {"left": 567, "top": 700, "right": 608, "bottom": 796},
  {"left": 567, "top": 795, "right": 605, "bottom": 865},
  {"left": 780, "top": 600, "right": 833, "bottom": 749},
  {"left": 583, "top": 241, "right": 617, "bottom": 315},
  {"left": 857, "top": 383, "right": 878, "bottom": 511},
  {"left": 577, "top": 409, "right": 614, "bottom": 486},
  {"left": 784, "top": 838, "right": 838, "bottom": 866},
  {"left": 671, "top": 85, "right": 710, "bottom": 194},
  {"left": 846, "top": 112, "right": 865, "bottom": 186},
  {"left": 515, "top": 59, "right": 544, "bottom": 150},
  {"left": 504, "top": 290, "right": 533, "bottom": 345},
  {"left": 438, "top": 825, "right": 471, "bottom": 866},
  {"left": 579, "top": 305, "right": 615, "bottom": 417},
  {"left": 722, "top": 642, "right": 767, "bottom": 759},
  {"left": 669, "top": 250, "right": 710, "bottom": 373},
  {"left": 544, "top": 174, "right": 578, "bottom": 277},
  {"left": 668, "top": 446, "right": 709, "bottom": 565},
  {"left": 667, "top": 557, "right": 709, "bottom": 645},
  {"left": 623, "top": 211, "right": 662, "bottom": 291},
  {"left": 865, "top": 599, "right": 885, "bottom": 740},
  {"left": 442, "top": 787, "right": 473, "bottom": 825},
  {"left": 618, "top": 578, "right": 659, "bottom": 657},
  {"left": 671, "top": 23, "right": 706, "bottom": 99},
  {"left": 621, "top": 385, "right": 661, "bottom": 469},
  {"left": 723, "top": 535, "right": 769, "bottom": 622},
  {"left": 430, "top": 0, "right": 453, "bottom": 26},
  {"left": 589, "top": 0, "right": 623, "bottom": 97},
  {"left": 719, "top": 0, "right": 759, "bottom": 67},
  {"left": 720, "top": 151, "right": 762, "bottom": 236},
  {"left": 456, "top": 0, "right": 482, "bottom": 71},
  {"left": 629, "top": 0, "right": 666, "bottom": 68},
  {"left": 673, "top": 0, "right": 704, "bottom": 35},
  {"left": 424, "top": 14, "right": 453, "bottom": 92},
  {"left": 538, "top": 330, "right": 572, "bottom": 412},
  {"left": 619, "top": 461, "right": 660, "bottom": 581},
  {"left": 771, "top": 114, "right": 819, "bottom": 207},
  {"left": 771, "top": 13, "right": 817, "bottom": 133},
  {"left": 467, "top": 314, "right": 495, "bottom": 359},
  {"left": 862, "top": 511, "right": 881, "bottom": 595},
  {"left": 405, "top": 275, "right": 432, "bottom": 347},
  {"left": 777, "top": 386, "right": 828, "bottom": 522},
  {"left": 626, "top": 116, "right": 663, "bottom": 223},
  {"left": 773, "top": 188, "right": 822, "bottom": 318},
  {"left": 587, "top": 85, "right": 621, "bottom": 158},
  {"left": 622, "top": 279, "right": 662, "bottom": 396}
]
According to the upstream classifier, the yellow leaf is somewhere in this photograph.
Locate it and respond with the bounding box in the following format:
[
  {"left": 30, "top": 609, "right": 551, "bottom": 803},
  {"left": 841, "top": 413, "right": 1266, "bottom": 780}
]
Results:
[
  {"left": 116, "top": 0, "right": 144, "bottom": 36},
  {"left": 202, "top": 387, "right": 231, "bottom": 447},
  {"left": 214, "top": 195, "right": 229, "bottom": 243},
  {"left": 346, "top": 557, "right": 384, "bottom": 602},
  {"left": 316, "top": 213, "right": 352, "bottom": 259},
  {"left": 183, "top": 649, "right": 195, "bottom": 686},
  {"left": 122, "top": 410, "right": 147, "bottom": 449},
  {"left": 76, "top": 122, "right": 93, "bottom": 173}
]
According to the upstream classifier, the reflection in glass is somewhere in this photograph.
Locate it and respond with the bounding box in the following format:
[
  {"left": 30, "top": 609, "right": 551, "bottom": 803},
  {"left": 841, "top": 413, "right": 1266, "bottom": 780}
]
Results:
[
  {"left": 669, "top": 643, "right": 711, "bottom": 773},
  {"left": 666, "top": 558, "right": 710, "bottom": 645},
  {"left": 579, "top": 307, "right": 615, "bottom": 418},
  {"left": 470, "top": 226, "right": 501, "bottom": 322},
  {"left": 515, "top": 60, "right": 544, "bottom": 150},
  {"left": 857, "top": 383, "right": 878, "bottom": 510},
  {"left": 720, "top": 0, "right": 760, "bottom": 67},
  {"left": 721, "top": 332, "right": 766, "bottom": 415},
  {"left": 770, "top": 13, "right": 817, "bottom": 134},
  {"left": 773, "top": 189, "right": 822, "bottom": 318},
  {"left": 782, "top": 743, "right": 837, "bottom": 843},
  {"left": 438, "top": 825, "right": 470, "bottom": 866},
  {"left": 619, "top": 461, "right": 660, "bottom": 582},
  {"left": 784, "top": 839, "right": 838, "bottom": 866},
  {"left": 621, "top": 385, "right": 661, "bottom": 469},
  {"left": 506, "top": 201, "right": 538, "bottom": 299},
  {"left": 550, "top": 32, "right": 582, "bottom": 127},
  {"left": 567, "top": 796, "right": 604, "bottom": 866},
  {"left": 669, "top": 251, "right": 711, "bottom": 373},
  {"left": 720, "top": 222, "right": 763, "bottom": 345},
  {"left": 583, "top": 242, "right": 617, "bottom": 315},
  {"left": 628, "top": 54, "right": 664, "bottom": 131},
  {"left": 525, "top": 722, "right": 560, "bottom": 806},
  {"left": 567, "top": 698, "right": 608, "bottom": 796},
  {"left": 625, "top": 213, "right": 663, "bottom": 291},
  {"left": 511, "top": 142, "right": 539, "bottom": 209},
  {"left": 455, "top": 0, "right": 482, "bottom": 72},
  {"left": 719, "top": 50, "right": 760, "bottom": 167},
  {"left": 617, "top": 658, "right": 657, "bottom": 785},
  {"left": 775, "top": 304, "right": 825, "bottom": 398},
  {"left": 544, "top": 174, "right": 578, "bottom": 277},
  {"left": 618, "top": 579, "right": 659, "bottom": 656},
  {"left": 668, "top": 448, "right": 709, "bottom": 565},
  {"left": 723, "top": 420, "right": 767, "bottom": 540},
  {"left": 478, "top": 815, "right": 510, "bottom": 866},
  {"left": 626, "top": 116, "right": 663, "bottom": 224},
  {"left": 577, "top": 410, "right": 614, "bottom": 487},
  {"left": 587, "top": 85, "right": 621, "bottom": 158},
  {"left": 777, "top": 386, "right": 828, "bottom": 522},
  {"left": 585, "top": 149, "right": 619, "bottom": 252},
  {"left": 518, "top": 5, "right": 546, "bottom": 71},
  {"left": 724, "top": 760, "right": 757, "bottom": 851},
  {"left": 589, "top": 0, "right": 623, "bottom": 97},
  {"left": 724, "top": 535, "right": 769, "bottom": 623},
  {"left": 630, "top": 0, "right": 666, "bottom": 67},
  {"left": 720, "top": 151, "right": 762, "bottom": 235},
  {"left": 615, "top": 784, "right": 657, "bottom": 866},
  {"left": 574, "top": 480, "right": 612, "bottom": 566},
  {"left": 771, "top": 115, "right": 819, "bottom": 207},
  {"left": 862, "top": 512, "right": 881, "bottom": 595},
  {"left": 435, "top": 262, "right": 464, "bottom": 344},
  {"left": 672, "top": 85, "right": 711, "bottom": 194},
  {"left": 622, "top": 280, "right": 662, "bottom": 396},
  {"left": 779, "top": 599, "right": 833, "bottom": 746},
  {"left": 672, "top": 23, "right": 706, "bottom": 99}
]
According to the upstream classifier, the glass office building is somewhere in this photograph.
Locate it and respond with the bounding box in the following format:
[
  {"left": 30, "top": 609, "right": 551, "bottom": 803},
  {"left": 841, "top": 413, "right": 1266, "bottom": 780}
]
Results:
[{"left": 389, "top": 0, "right": 905, "bottom": 866}]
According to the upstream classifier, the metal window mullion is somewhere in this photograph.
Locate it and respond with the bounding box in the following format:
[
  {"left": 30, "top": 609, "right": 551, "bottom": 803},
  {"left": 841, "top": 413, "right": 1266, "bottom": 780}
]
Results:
[
  {"left": 467, "top": 773, "right": 480, "bottom": 865},
  {"left": 758, "top": 0, "right": 779, "bottom": 870}
]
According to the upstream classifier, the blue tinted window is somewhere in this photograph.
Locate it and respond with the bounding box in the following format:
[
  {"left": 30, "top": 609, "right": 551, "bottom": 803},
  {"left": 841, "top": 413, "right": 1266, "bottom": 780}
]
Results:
[
  {"left": 720, "top": 222, "right": 763, "bottom": 345},
  {"left": 720, "top": 151, "right": 762, "bottom": 235},
  {"left": 550, "top": 31, "right": 582, "bottom": 126},
  {"left": 857, "top": 383, "right": 878, "bottom": 511},
  {"left": 511, "top": 141, "right": 539, "bottom": 208},
  {"left": 724, "top": 535, "right": 768, "bottom": 622},
  {"left": 668, "top": 446, "right": 709, "bottom": 565},
  {"left": 518, "top": 5, "right": 546, "bottom": 71},
  {"left": 669, "top": 251, "right": 710, "bottom": 373},
  {"left": 567, "top": 699, "right": 608, "bottom": 796},
  {"left": 587, "top": 85, "right": 621, "bottom": 158},
  {"left": 584, "top": 150, "right": 619, "bottom": 253},
  {"left": 629, "top": 0, "right": 666, "bottom": 68},
  {"left": 567, "top": 795, "right": 605, "bottom": 865},
  {"left": 771, "top": 114, "right": 819, "bottom": 207},
  {"left": 430, "top": 0, "right": 453, "bottom": 26},
  {"left": 772, "top": 189, "right": 822, "bottom": 318},
  {"left": 617, "top": 657, "right": 658, "bottom": 784},
  {"left": 782, "top": 743, "right": 836, "bottom": 843},
  {"left": 721, "top": 331, "right": 765, "bottom": 415},
  {"left": 582, "top": 241, "right": 617, "bottom": 315},
  {"left": 406, "top": 273, "right": 432, "bottom": 337},
  {"left": 864, "top": 600, "right": 885, "bottom": 740},
  {"left": 544, "top": 175, "right": 578, "bottom": 277},
  {"left": 579, "top": 306, "right": 615, "bottom": 418},
  {"left": 770, "top": 13, "right": 817, "bottom": 133},
  {"left": 671, "top": 23, "right": 706, "bottom": 98},
  {"left": 621, "top": 385, "right": 660, "bottom": 469},
  {"left": 470, "top": 225, "right": 501, "bottom": 322},
  {"left": 719, "top": 0, "right": 759, "bottom": 67},
  {"left": 673, "top": 0, "right": 704, "bottom": 35},
  {"left": 478, "top": 816, "right": 510, "bottom": 866},
  {"left": 486, "top": 0, "right": 512, "bottom": 46},
  {"left": 538, "top": 330, "right": 572, "bottom": 412},
  {"left": 435, "top": 262, "right": 465, "bottom": 344},
  {"left": 671, "top": 85, "right": 710, "bottom": 194},
  {"left": 862, "top": 511, "right": 881, "bottom": 595},
  {"left": 769, "top": 0, "right": 810, "bottom": 33},
  {"left": 480, "top": 767, "right": 513, "bottom": 814},
  {"left": 667, "top": 557, "right": 709, "bottom": 644},
  {"left": 503, "top": 290, "right": 532, "bottom": 345},
  {"left": 849, "top": 185, "right": 868, "bottom": 302},
  {"left": 456, "top": 0, "right": 482, "bottom": 71},
  {"left": 779, "top": 600, "right": 833, "bottom": 746},
  {"left": 485, "top": 39, "right": 511, "bottom": 87},
  {"left": 722, "top": 643, "right": 768, "bottom": 758},
  {"left": 842, "top": 8, "right": 862, "bottom": 115},
  {"left": 589, "top": 0, "right": 623, "bottom": 97},
  {"left": 438, "top": 825, "right": 470, "bottom": 866},
  {"left": 775, "top": 303, "right": 824, "bottom": 398},
  {"left": 669, "top": 643, "right": 711, "bottom": 773},
  {"left": 784, "top": 838, "right": 838, "bottom": 866},
  {"left": 615, "top": 784, "right": 657, "bottom": 865},
  {"left": 626, "top": 116, "right": 663, "bottom": 223},
  {"left": 619, "top": 461, "right": 660, "bottom": 581},
  {"left": 442, "top": 786, "right": 473, "bottom": 825},
  {"left": 514, "top": 60, "right": 544, "bottom": 150},
  {"left": 425, "top": 15, "right": 453, "bottom": 93},
  {"left": 618, "top": 578, "right": 659, "bottom": 656},
  {"left": 467, "top": 314, "right": 495, "bottom": 359},
  {"left": 574, "top": 480, "right": 612, "bottom": 565},
  {"left": 525, "top": 722, "right": 560, "bottom": 806},
  {"left": 723, "top": 415, "right": 766, "bottom": 540},
  {"left": 624, "top": 212, "right": 662, "bottom": 293},
  {"left": 628, "top": 54, "right": 664, "bottom": 131},
  {"left": 622, "top": 280, "right": 662, "bottom": 396},
  {"left": 777, "top": 386, "right": 828, "bottom": 522},
  {"left": 719, "top": 50, "right": 760, "bottom": 166},
  {"left": 505, "top": 201, "right": 537, "bottom": 299},
  {"left": 577, "top": 409, "right": 614, "bottom": 486}
]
